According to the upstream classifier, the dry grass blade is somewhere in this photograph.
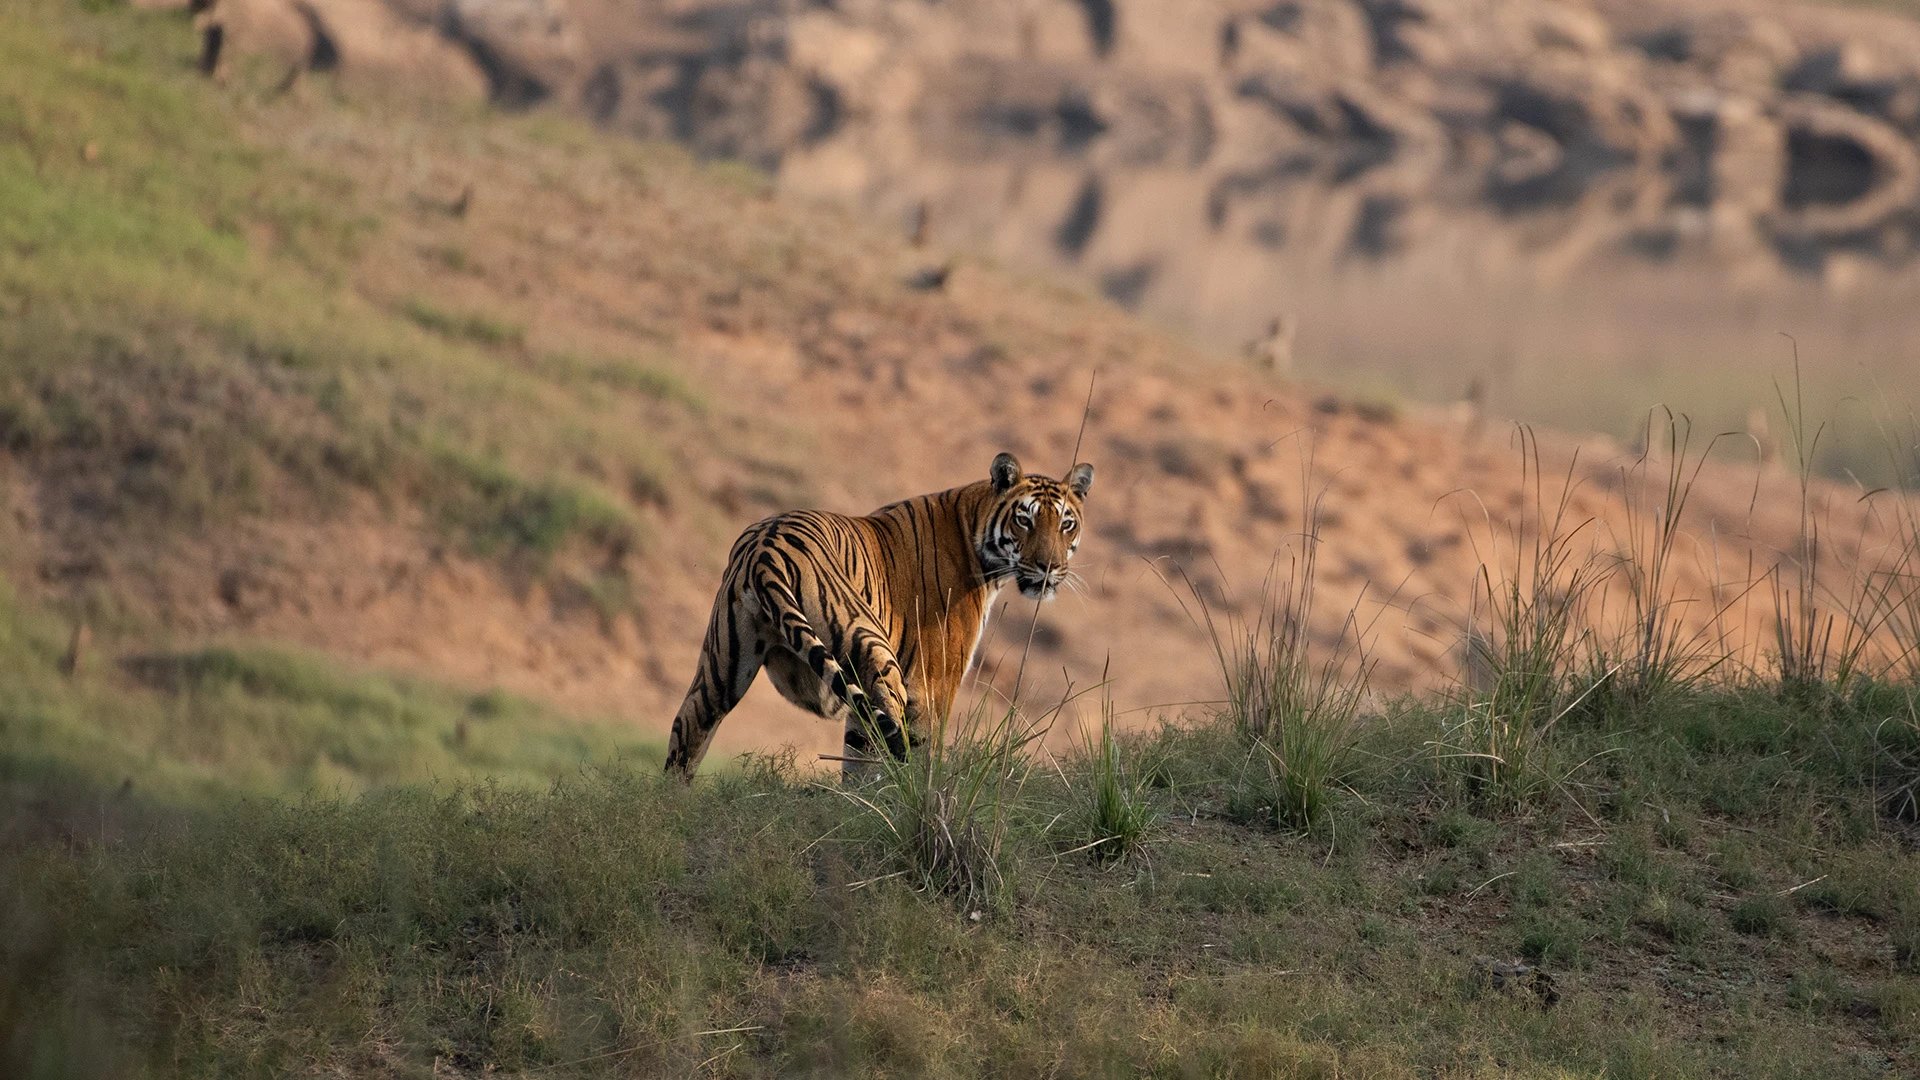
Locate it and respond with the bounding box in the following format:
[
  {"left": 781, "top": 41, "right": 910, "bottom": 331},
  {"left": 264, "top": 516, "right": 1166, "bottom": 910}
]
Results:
[
  {"left": 1863, "top": 405, "right": 1920, "bottom": 682},
  {"left": 1584, "top": 409, "right": 1756, "bottom": 712},
  {"left": 1768, "top": 356, "right": 1887, "bottom": 699}
]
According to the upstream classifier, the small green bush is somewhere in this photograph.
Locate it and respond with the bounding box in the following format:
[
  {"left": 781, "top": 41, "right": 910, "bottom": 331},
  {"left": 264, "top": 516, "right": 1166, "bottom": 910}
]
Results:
[
  {"left": 1517, "top": 913, "right": 1586, "bottom": 967},
  {"left": 1638, "top": 891, "right": 1709, "bottom": 945},
  {"left": 1064, "top": 706, "right": 1156, "bottom": 866},
  {"left": 1730, "top": 893, "right": 1793, "bottom": 939},
  {"left": 402, "top": 298, "right": 525, "bottom": 348}
]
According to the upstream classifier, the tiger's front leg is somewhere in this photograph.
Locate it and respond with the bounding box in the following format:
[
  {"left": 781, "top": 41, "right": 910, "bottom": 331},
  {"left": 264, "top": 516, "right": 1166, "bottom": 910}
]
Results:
[
  {"left": 902, "top": 651, "right": 970, "bottom": 750},
  {"left": 840, "top": 625, "right": 912, "bottom": 767}
]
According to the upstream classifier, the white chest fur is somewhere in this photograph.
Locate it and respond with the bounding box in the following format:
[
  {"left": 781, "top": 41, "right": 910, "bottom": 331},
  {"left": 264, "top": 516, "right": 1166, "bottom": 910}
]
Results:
[{"left": 963, "top": 583, "right": 1007, "bottom": 678}]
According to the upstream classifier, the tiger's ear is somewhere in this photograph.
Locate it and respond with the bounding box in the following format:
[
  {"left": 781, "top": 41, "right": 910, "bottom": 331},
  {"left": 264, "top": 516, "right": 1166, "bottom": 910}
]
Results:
[
  {"left": 990, "top": 452, "right": 1023, "bottom": 493},
  {"left": 1066, "top": 462, "right": 1094, "bottom": 498}
]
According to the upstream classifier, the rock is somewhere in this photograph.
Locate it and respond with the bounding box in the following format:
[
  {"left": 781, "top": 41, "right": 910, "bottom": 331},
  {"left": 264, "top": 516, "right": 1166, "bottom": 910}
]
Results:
[
  {"left": 1628, "top": 10, "right": 1800, "bottom": 93},
  {"left": 1785, "top": 39, "right": 1900, "bottom": 99},
  {"left": 197, "top": 0, "right": 313, "bottom": 75},
  {"left": 196, "top": 0, "right": 485, "bottom": 100},
  {"left": 1770, "top": 96, "right": 1920, "bottom": 240},
  {"left": 1470, "top": 956, "right": 1560, "bottom": 1007},
  {"left": 323, "top": 0, "right": 489, "bottom": 98},
  {"left": 443, "top": 0, "right": 583, "bottom": 107},
  {"left": 1482, "top": 58, "right": 1678, "bottom": 212},
  {"left": 1523, "top": 3, "right": 1613, "bottom": 55},
  {"left": 1493, "top": 119, "right": 1564, "bottom": 186}
]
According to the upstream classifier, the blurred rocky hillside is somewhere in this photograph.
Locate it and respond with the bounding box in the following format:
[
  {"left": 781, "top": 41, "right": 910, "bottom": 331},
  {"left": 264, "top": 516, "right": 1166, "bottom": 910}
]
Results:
[{"left": 185, "top": 0, "right": 1920, "bottom": 334}]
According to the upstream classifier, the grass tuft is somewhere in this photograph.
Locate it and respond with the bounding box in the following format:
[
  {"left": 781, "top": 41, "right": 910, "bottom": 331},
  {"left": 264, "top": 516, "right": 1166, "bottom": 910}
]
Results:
[
  {"left": 1196, "top": 487, "right": 1374, "bottom": 829},
  {"left": 1770, "top": 360, "right": 1885, "bottom": 700},
  {"left": 1730, "top": 892, "right": 1793, "bottom": 939},
  {"left": 849, "top": 698, "right": 1051, "bottom": 910},
  {"left": 1584, "top": 410, "right": 1747, "bottom": 717},
  {"left": 1063, "top": 699, "right": 1157, "bottom": 865},
  {"left": 1441, "top": 427, "right": 1603, "bottom": 803},
  {"left": 433, "top": 450, "right": 636, "bottom": 559},
  {"left": 402, "top": 298, "right": 526, "bottom": 348}
]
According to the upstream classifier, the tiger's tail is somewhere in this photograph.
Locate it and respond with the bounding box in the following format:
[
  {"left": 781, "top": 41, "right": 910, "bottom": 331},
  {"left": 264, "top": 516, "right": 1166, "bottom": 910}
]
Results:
[{"left": 663, "top": 578, "right": 764, "bottom": 777}]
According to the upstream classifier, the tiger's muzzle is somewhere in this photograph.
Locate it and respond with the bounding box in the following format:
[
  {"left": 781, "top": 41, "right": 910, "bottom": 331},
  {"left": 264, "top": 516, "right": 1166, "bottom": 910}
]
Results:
[{"left": 1015, "top": 564, "right": 1067, "bottom": 600}]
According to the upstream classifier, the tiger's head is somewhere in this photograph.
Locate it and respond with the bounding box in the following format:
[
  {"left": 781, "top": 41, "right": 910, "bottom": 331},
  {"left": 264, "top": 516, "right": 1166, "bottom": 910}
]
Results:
[{"left": 978, "top": 452, "right": 1094, "bottom": 600}]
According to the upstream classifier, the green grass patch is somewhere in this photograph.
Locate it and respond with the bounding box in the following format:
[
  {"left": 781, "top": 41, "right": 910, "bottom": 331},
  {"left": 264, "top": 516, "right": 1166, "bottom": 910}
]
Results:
[
  {"left": 1061, "top": 704, "right": 1156, "bottom": 866},
  {"left": 1730, "top": 892, "right": 1793, "bottom": 938},
  {"left": 11, "top": 514, "right": 1912, "bottom": 1076},
  {"left": 539, "top": 351, "right": 707, "bottom": 411},
  {"left": 402, "top": 298, "right": 526, "bottom": 348},
  {"left": 0, "top": 580, "right": 658, "bottom": 803},
  {"left": 10, "top": 679, "right": 1918, "bottom": 1078},
  {"left": 433, "top": 449, "right": 636, "bottom": 559}
]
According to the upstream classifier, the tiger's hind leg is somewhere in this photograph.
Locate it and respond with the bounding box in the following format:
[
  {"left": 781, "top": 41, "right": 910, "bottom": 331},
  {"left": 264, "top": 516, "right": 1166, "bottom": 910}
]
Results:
[
  {"left": 838, "top": 624, "right": 912, "bottom": 780},
  {"left": 744, "top": 562, "right": 910, "bottom": 778},
  {"left": 663, "top": 593, "right": 765, "bottom": 778}
]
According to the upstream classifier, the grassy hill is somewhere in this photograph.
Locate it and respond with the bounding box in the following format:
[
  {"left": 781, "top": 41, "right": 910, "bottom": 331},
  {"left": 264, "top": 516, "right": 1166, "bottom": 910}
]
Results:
[
  {"left": 0, "top": 0, "right": 689, "bottom": 581},
  {"left": 0, "top": 0, "right": 705, "bottom": 793},
  {"left": 2, "top": 2, "right": 1919, "bottom": 1078}
]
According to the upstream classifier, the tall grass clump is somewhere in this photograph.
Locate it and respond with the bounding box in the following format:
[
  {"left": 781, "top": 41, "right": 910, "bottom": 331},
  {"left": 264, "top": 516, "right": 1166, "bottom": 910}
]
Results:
[
  {"left": 1879, "top": 699, "right": 1920, "bottom": 825},
  {"left": 845, "top": 694, "right": 1055, "bottom": 910},
  {"left": 1864, "top": 405, "right": 1920, "bottom": 818},
  {"left": 1195, "top": 490, "right": 1375, "bottom": 830},
  {"left": 1864, "top": 406, "right": 1920, "bottom": 684},
  {"left": 1062, "top": 696, "right": 1156, "bottom": 865},
  {"left": 1584, "top": 410, "right": 1748, "bottom": 716},
  {"left": 1768, "top": 362, "right": 1885, "bottom": 700},
  {"left": 1440, "top": 428, "right": 1603, "bottom": 804}
]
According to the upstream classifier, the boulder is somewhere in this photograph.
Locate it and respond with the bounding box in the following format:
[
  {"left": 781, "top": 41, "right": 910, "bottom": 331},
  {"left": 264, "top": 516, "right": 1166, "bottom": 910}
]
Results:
[
  {"left": 443, "top": 0, "right": 584, "bottom": 107},
  {"left": 197, "top": 0, "right": 314, "bottom": 75},
  {"left": 1770, "top": 95, "right": 1920, "bottom": 240},
  {"left": 196, "top": 0, "right": 485, "bottom": 99}
]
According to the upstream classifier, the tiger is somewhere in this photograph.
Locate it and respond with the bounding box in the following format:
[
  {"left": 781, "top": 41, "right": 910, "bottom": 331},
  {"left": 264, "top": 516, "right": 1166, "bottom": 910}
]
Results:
[{"left": 664, "top": 452, "right": 1094, "bottom": 777}]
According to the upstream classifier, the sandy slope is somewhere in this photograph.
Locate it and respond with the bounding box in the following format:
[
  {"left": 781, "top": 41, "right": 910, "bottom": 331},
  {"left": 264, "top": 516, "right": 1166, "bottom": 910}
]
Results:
[{"left": 8, "top": 87, "right": 1911, "bottom": 770}]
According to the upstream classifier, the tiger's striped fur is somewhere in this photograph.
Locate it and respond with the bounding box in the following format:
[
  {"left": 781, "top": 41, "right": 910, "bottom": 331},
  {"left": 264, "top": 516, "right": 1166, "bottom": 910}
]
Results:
[{"left": 664, "top": 452, "right": 1094, "bottom": 776}]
